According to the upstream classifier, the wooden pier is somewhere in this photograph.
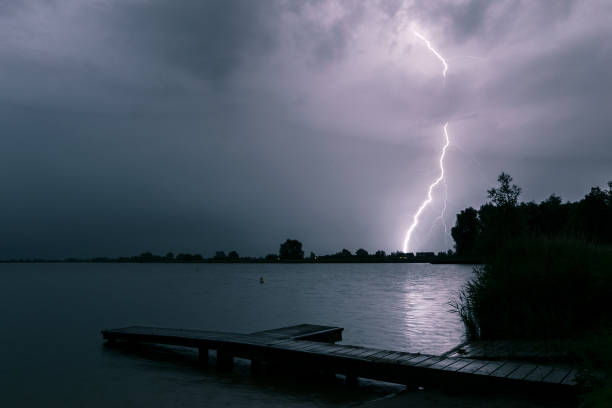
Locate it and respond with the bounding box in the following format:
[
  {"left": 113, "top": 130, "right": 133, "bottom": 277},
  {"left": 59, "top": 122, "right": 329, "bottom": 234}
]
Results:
[
  {"left": 442, "top": 339, "right": 573, "bottom": 363},
  {"left": 101, "top": 324, "right": 579, "bottom": 393}
]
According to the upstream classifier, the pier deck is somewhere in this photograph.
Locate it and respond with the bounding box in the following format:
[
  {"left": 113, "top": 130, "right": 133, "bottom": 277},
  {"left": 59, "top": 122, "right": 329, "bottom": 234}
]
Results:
[
  {"left": 442, "top": 339, "right": 573, "bottom": 363},
  {"left": 101, "top": 324, "right": 578, "bottom": 393}
]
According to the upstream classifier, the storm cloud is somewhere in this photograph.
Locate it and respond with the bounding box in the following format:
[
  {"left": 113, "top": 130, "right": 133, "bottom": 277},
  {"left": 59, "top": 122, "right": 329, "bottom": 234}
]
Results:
[{"left": 1, "top": 0, "right": 611, "bottom": 258}]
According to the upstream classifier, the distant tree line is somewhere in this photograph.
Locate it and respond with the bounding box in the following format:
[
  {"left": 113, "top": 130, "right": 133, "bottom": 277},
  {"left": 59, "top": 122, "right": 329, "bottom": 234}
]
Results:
[
  {"left": 451, "top": 172, "right": 612, "bottom": 259},
  {"left": 2, "top": 239, "right": 456, "bottom": 264}
]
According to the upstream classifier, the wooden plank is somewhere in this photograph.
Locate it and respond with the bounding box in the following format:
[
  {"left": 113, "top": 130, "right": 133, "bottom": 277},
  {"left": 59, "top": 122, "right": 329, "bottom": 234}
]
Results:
[
  {"left": 391, "top": 352, "right": 420, "bottom": 362},
  {"left": 299, "top": 343, "right": 336, "bottom": 353},
  {"left": 350, "top": 348, "right": 382, "bottom": 358},
  {"left": 104, "top": 326, "right": 219, "bottom": 339},
  {"left": 345, "top": 347, "right": 379, "bottom": 357},
  {"left": 561, "top": 369, "right": 578, "bottom": 386},
  {"left": 227, "top": 334, "right": 271, "bottom": 346},
  {"left": 268, "top": 340, "right": 334, "bottom": 357},
  {"left": 542, "top": 368, "right": 572, "bottom": 384},
  {"left": 375, "top": 352, "right": 406, "bottom": 363},
  {"left": 267, "top": 338, "right": 296, "bottom": 346},
  {"left": 279, "top": 341, "right": 325, "bottom": 352},
  {"left": 473, "top": 361, "right": 505, "bottom": 376},
  {"left": 313, "top": 345, "right": 348, "bottom": 356},
  {"left": 457, "top": 360, "right": 489, "bottom": 374},
  {"left": 443, "top": 358, "right": 473, "bottom": 372},
  {"left": 524, "top": 366, "right": 554, "bottom": 382},
  {"left": 489, "top": 362, "right": 521, "bottom": 378},
  {"left": 428, "top": 358, "right": 461, "bottom": 370},
  {"left": 253, "top": 324, "right": 344, "bottom": 343},
  {"left": 271, "top": 340, "right": 337, "bottom": 357},
  {"left": 252, "top": 324, "right": 338, "bottom": 338},
  {"left": 354, "top": 348, "right": 388, "bottom": 359},
  {"left": 296, "top": 341, "right": 332, "bottom": 351},
  {"left": 506, "top": 364, "right": 538, "bottom": 380},
  {"left": 366, "top": 350, "right": 396, "bottom": 361},
  {"left": 401, "top": 354, "right": 433, "bottom": 365},
  {"left": 294, "top": 328, "right": 343, "bottom": 343},
  {"left": 285, "top": 343, "right": 328, "bottom": 353},
  {"left": 393, "top": 353, "right": 422, "bottom": 364},
  {"left": 415, "top": 356, "right": 445, "bottom": 368},
  {"left": 355, "top": 348, "right": 383, "bottom": 360},
  {"left": 329, "top": 346, "right": 366, "bottom": 357},
  {"left": 333, "top": 347, "right": 372, "bottom": 357}
]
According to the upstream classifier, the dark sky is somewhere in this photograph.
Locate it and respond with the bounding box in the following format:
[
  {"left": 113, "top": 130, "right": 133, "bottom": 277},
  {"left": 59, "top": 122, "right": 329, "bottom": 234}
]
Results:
[{"left": 1, "top": 0, "right": 611, "bottom": 258}]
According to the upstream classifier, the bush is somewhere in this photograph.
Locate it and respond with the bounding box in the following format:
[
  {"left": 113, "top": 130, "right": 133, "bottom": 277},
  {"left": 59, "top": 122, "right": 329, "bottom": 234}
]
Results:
[{"left": 453, "top": 237, "right": 612, "bottom": 340}]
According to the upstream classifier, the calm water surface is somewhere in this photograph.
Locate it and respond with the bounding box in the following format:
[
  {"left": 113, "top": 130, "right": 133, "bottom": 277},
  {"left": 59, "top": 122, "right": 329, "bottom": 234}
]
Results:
[{"left": 0, "top": 263, "right": 473, "bottom": 407}]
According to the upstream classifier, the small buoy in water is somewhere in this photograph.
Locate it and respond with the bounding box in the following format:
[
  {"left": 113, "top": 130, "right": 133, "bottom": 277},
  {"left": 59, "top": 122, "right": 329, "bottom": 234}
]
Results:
[{"left": 260, "top": 276, "right": 264, "bottom": 284}]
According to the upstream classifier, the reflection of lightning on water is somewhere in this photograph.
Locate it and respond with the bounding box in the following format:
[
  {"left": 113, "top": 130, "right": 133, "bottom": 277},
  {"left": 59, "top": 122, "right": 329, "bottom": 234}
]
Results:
[{"left": 403, "top": 31, "right": 451, "bottom": 253}]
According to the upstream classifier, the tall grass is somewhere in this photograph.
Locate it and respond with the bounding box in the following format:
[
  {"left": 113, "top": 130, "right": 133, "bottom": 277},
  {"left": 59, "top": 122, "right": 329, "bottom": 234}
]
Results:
[{"left": 453, "top": 237, "right": 612, "bottom": 340}]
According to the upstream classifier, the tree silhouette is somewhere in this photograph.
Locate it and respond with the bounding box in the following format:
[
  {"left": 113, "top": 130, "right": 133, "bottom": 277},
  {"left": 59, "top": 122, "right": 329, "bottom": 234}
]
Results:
[
  {"left": 451, "top": 207, "right": 480, "bottom": 256},
  {"left": 538, "top": 194, "right": 565, "bottom": 236},
  {"left": 487, "top": 172, "right": 521, "bottom": 208},
  {"left": 228, "top": 250, "right": 239, "bottom": 260},
  {"left": 279, "top": 239, "right": 304, "bottom": 260},
  {"left": 578, "top": 187, "right": 611, "bottom": 244},
  {"left": 451, "top": 173, "right": 612, "bottom": 258},
  {"left": 140, "top": 252, "right": 154, "bottom": 260},
  {"left": 340, "top": 249, "right": 352, "bottom": 257},
  {"left": 265, "top": 253, "right": 278, "bottom": 261},
  {"left": 355, "top": 248, "right": 368, "bottom": 257}
]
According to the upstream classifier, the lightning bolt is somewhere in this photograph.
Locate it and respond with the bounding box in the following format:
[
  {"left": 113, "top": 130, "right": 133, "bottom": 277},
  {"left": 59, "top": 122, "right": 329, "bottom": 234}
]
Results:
[
  {"left": 413, "top": 31, "right": 448, "bottom": 78},
  {"left": 428, "top": 178, "right": 448, "bottom": 237},
  {"left": 403, "top": 122, "right": 450, "bottom": 252},
  {"left": 402, "top": 31, "right": 451, "bottom": 253}
]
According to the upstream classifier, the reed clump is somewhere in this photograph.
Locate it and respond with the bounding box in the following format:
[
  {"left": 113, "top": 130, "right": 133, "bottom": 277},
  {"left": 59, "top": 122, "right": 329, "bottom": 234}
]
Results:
[{"left": 453, "top": 237, "right": 612, "bottom": 340}]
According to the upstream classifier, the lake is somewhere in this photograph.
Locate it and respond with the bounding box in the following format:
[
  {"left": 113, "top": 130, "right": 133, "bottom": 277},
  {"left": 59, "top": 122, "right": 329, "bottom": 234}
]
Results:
[{"left": 0, "top": 262, "right": 473, "bottom": 407}]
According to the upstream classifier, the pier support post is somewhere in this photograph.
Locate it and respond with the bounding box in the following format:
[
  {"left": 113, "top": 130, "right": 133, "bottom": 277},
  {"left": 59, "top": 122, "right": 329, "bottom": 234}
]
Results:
[
  {"left": 198, "top": 347, "right": 208, "bottom": 366},
  {"left": 216, "top": 350, "right": 234, "bottom": 370}
]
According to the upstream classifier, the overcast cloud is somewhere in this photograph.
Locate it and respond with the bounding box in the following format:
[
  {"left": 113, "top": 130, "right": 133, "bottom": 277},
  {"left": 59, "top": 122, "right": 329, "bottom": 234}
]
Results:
[{"left": 1, "top": 0, "right": 611, "bottom": 258}]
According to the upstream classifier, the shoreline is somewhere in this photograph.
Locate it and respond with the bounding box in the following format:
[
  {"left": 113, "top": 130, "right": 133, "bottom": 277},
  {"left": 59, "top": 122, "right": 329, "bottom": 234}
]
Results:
[{"left": 359, "top": 386, "right": 576, "bottom": 408}]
